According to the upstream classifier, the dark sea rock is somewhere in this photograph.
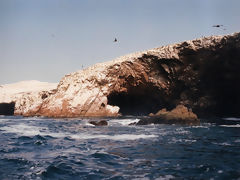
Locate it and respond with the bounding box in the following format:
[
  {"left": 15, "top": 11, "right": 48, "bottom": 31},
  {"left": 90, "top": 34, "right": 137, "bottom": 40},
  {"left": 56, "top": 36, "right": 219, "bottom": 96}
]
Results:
[{"left": 89, "top": 120, "right": 108, "bottom": 126}]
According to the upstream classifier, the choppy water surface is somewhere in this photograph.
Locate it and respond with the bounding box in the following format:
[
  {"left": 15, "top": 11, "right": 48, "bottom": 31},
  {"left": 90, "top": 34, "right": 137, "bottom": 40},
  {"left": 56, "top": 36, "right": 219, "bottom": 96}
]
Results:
[{"left": 0, "top": 116, "right": 240, "bottom": 180}]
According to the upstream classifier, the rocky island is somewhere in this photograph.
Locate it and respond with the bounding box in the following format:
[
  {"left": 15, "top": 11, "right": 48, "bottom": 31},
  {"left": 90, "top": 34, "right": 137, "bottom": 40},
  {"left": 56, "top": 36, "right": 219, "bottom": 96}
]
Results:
[{"left": 1, "top": 32, "right": 240, "bottom": 121}]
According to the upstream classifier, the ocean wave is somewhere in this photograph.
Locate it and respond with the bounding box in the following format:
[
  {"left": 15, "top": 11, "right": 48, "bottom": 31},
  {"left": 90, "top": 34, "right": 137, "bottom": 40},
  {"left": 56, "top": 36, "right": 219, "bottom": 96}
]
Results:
[
  {"left": 234, "top": 139, "right": 240, "bottom": 143},
  {"left": 70, "top": 134, "right": 157, "bottom": 141},
  {"left": 170, "top": 137, "right": 196, "bottom": 144},
  {"left": 108, "top": 118, "right": 140, "bottom": 126},
  {"left": 84, "top": 122, "right": 95, "bottom": 127},
  {"left": 190, "top": 123, "right": 212, "bottom": 129},
  {"left": 174, "top": 127, "right": 190, "bottom": 135},
  {"left": 0, "top": 124, "right": 42, "bottom": 136},
  {"left": 212, "top": 142, "right": 231, "bottom": 146},
  {"left": 222, "top": 117, "right": 240, "bottom": 121},
  {"left": 0, "top": 119, "right": 7, "bottom": 123},
  {"left": 220, "top": 124, "right": 240, "bottom": 128},
  {"left": 1, "top": 116, "right": 240, "bottom": 179},
  {"left": 0, "top": 123, "right": 69, "bottom": 138},
  {"left": 0, "top": 123, "right": 156, "bottom": 141},
  {"left": 155, "top": 175, "right": 175, "bottom": 180}
]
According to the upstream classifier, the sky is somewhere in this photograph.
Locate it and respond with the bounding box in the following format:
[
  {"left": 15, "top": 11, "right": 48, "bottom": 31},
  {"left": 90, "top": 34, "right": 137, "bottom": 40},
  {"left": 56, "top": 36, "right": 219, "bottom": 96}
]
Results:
[{"left": 1, "top": 0, "right": 240, "bottom": 84}]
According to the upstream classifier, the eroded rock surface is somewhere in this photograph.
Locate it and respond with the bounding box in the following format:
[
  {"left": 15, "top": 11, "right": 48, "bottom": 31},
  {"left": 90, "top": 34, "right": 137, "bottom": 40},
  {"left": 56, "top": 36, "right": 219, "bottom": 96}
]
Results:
[
  {"left": 136, "top": 105, "right": 199, "bottom": 125},
  {"left": 1, "top": 32, "right": 240, "bottom": 118}
]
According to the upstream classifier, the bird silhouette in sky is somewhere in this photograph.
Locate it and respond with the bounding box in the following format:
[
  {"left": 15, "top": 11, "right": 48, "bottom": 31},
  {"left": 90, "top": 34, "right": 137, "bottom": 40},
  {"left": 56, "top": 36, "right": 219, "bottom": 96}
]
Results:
[
  {"left": 212, "top": 24, "right": 226, "bottom": 31},
  {"left": 212, "top": 25, "right": 223, "bottom": 28},
  {"left": 114, "top": 38, "right": 117, "bottom": 42}
]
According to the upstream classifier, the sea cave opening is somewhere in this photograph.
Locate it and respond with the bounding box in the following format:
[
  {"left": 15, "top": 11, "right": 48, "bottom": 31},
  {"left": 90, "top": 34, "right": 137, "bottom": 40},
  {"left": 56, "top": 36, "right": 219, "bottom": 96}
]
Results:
[
  {"left": 107, "top": 86, "right": 167, "bottom": 116},
  {"left": 0, "top": 102, "right": 15, "bottom": 116}
]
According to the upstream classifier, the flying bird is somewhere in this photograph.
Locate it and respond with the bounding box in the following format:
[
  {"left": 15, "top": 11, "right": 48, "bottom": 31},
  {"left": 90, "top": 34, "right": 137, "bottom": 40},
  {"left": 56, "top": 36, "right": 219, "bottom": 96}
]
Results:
[
  {"left": 212, "top": 24, "right": 227, "bottom": 31},
  {"left": 212, "top": 25, "right": 223, "bottom": 28}
]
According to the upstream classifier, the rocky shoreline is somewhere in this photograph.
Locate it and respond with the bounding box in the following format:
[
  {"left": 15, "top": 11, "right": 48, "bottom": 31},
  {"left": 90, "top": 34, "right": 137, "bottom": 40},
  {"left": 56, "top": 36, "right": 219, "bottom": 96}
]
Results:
[{"left": 1, "top": 32, "right": 240, "bottom": 124}]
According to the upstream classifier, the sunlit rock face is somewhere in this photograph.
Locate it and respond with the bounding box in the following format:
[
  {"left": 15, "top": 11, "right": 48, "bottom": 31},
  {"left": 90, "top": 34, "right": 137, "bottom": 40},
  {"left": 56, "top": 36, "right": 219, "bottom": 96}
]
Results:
[
  {"left": 2, "top": 33, "right": 240, "bottom": 118},
  {"left": 0, "top": 81, "right": 57, "bottom": 116}
]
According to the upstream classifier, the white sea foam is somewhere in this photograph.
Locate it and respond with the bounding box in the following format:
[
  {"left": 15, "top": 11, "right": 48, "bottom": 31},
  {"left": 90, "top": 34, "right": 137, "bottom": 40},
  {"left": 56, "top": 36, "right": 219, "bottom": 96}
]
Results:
[
  {"left": 213, "top": 142, "right": 231, "bottom": 146},
  {"left": 155, "top": 175, "right": 175, "bottom": 180},
  {"left": 0, "top": 123, "right": 157, "bottom": 141},
  {"left": 234, "top": 139, "right": 240, "bottom": 143},
  {"left": 84, "top": 122, "right": 95, "bottom": 127},
  {"left": 70, "top": 134, "right": 157, "bottom": 141},
  {"left": 170, "top": 137, "right": 196, "bottom": 144},
  {"left": 109, "top": 118, "right": 140, "bottom": 126},
  {"left": 220, "top": 124, "right": 240, "bottom": 128},
  {"left": 19, "top": 117, "right": 43, "bottom": 121},
  {"left": 219, "top": 142, "right": 231, "bottom": 146},
  {"left": 132, "top": 176, "right": 150, "bottom": 180},
  {"left": 0, "top": 119, "right": 8, "bottom": 123},
  {"left": 174, "top": 128, "right": 190, "bottom": 135},
  {"left": 190, "top": 125, "right": 210, "bottom": 129},
  {"left": 0, "top": 124, "right": 42, "bottom": 136},
  {"left": 0, "top": 123, "right": 68, "bottom": 138},
  {"left": 223, "top": 117, "right": 240, "bottom": 121}
]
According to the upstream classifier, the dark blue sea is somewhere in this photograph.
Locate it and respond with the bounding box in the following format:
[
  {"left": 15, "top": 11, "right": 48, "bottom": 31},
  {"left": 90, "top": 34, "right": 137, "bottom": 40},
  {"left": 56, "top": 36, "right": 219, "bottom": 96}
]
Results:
[{"left": 0, "top": 116, "right": 239, "bottom": 180}]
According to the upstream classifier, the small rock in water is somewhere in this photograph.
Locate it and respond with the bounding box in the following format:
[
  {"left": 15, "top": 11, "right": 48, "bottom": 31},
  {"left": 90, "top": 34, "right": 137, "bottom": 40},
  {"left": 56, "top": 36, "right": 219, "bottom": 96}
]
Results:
[
  {"left": 137, "top": 105, "right": 199, "bottom": 125},
  {"left": 89, "top": 120, "right": 108, "bottom": 126}
]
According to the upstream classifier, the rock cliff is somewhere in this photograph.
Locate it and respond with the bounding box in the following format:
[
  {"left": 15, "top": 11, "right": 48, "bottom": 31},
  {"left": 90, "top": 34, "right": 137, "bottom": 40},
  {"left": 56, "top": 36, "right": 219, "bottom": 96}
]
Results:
[
  {"left": 0, "top": 81, "right": 57, "bottom": 116},
  {"left": 1, "top": 32, "right": 240, "bottom": 118}
]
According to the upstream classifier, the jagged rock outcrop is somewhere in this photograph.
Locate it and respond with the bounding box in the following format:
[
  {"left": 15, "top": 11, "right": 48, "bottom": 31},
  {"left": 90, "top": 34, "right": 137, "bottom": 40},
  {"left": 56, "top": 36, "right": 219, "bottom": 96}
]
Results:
[
  {"left": 136, "top": 105, "right": 199, "bottom": 125},
  {"left": 1, "top": 33, "right": 240, "bottom": 118}
]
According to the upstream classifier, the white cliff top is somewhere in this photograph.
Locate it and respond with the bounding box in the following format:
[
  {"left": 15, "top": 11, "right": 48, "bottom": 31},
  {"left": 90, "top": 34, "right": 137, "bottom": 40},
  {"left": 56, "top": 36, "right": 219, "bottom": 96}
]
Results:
[{"left": 0, "top": 80, "right": 58, "bottom": 103}]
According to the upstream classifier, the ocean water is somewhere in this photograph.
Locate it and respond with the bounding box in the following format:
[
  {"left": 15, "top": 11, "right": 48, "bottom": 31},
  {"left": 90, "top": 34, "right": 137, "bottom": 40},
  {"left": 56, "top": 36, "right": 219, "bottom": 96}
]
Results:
[{"left": 0, "top": 116, "right": 239, "bottom": 180}]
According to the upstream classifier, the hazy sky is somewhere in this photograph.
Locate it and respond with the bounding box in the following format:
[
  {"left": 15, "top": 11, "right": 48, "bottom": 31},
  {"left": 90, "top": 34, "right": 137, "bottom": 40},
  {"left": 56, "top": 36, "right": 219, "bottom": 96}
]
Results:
[{"left": 1, "top": 0, "right": 240, "bottom": 84}]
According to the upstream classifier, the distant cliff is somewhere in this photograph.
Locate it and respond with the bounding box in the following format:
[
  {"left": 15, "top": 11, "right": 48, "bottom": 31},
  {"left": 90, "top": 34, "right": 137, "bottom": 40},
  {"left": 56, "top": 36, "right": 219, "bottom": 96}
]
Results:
[
  {"left": 0, "top": 81, "right": 57, "bottom": 116},
  {"left": 1, "top": 32, "right": 240, "bottom": 118}
]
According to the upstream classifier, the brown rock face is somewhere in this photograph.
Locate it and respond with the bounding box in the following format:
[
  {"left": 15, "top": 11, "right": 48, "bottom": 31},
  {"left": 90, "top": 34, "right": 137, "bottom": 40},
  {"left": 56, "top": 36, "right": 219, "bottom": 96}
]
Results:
[
  {"left": 152, "top": 105, "right": 198, "bottom": 119},
  {"left": 137, "top": 105, "right": 199, "bottom": 125},
  {"left": 8, "top": 32, "right": 240, "bottom": 118}
]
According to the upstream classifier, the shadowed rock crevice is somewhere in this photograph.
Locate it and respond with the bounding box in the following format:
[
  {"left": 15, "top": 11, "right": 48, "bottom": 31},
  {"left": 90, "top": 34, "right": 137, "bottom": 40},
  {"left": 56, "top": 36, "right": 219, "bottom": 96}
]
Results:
[
  {"left": 173, "top": 41, "right": 240, "bottom": 117},
  {"left": 107, "top": 85, "right": 169, "bottom": 116},
  {"left": 0, "top": 102, "right": 15, "bottom": 115},
  {"left": 197, "top": 47, "right": 240, "bottom": 116}
]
